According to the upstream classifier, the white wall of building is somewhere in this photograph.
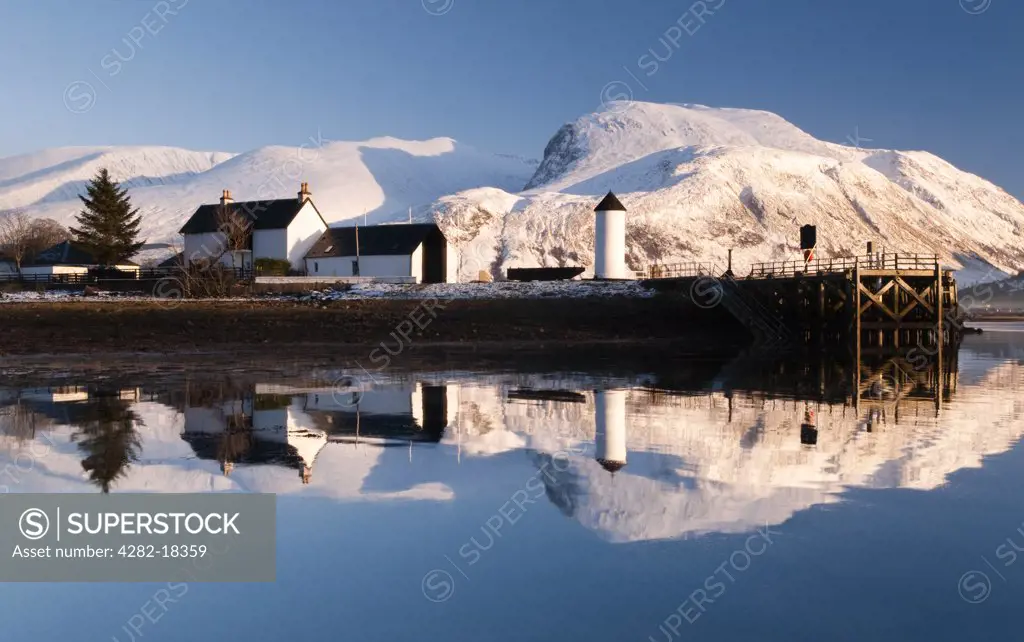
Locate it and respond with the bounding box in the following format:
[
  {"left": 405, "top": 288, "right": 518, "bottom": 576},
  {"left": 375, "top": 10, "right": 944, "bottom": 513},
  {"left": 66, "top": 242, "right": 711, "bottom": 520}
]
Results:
[
  {"left": 305, "top": 387, "right": 414, "bottom": 415},
  {"left": 594, "top": 209, "right": 628, "bottom": 279},
  {"left": 410, "top": 244, "right": 423, "bottom": 283},
  {"left": 306, "top": 254, "right": 415, "bottom": 280},
  {"left": 20, "top": 265, "right": 89, "bottom": 276},
  {"left": 286, "top": 202, "right": 328, "bottom": 271}
]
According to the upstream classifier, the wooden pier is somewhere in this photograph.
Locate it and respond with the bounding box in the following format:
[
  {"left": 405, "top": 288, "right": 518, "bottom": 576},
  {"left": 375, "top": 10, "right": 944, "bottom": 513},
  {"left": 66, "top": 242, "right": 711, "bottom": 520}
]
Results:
[{"left": 643, "top": 253, "right": 963, "bottom": 354}]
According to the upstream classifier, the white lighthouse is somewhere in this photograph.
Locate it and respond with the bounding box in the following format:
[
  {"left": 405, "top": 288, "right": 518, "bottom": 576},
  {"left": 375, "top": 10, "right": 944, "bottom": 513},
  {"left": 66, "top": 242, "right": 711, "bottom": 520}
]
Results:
[
  {"left": 593, "top": 191, "right": 629, "bottom": 279},
  {"left": 595, "top": 389, "right": 628, "bottom": 473}
]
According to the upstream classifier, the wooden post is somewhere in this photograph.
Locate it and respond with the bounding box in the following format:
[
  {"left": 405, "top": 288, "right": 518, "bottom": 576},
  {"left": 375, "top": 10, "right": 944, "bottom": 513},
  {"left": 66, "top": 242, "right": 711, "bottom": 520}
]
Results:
[
  {"left": 935, "top": 261, "right": 943, "bottom": 414},
  {"left": 854, "top": 259, "right": 861, "bottom": 359}
]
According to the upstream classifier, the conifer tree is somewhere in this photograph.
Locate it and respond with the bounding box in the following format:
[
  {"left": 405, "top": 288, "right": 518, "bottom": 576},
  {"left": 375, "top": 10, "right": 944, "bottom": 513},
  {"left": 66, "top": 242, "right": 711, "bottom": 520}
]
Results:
[{"left": 70, "top": 168, "right": 146, "bottom": 265}]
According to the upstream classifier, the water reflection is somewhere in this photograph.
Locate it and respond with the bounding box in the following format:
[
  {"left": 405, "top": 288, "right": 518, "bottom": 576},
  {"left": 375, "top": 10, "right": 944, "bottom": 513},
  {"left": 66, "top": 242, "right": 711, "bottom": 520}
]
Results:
[{"left": 2, "top": 340, "right": 1023, "bottom": 542}]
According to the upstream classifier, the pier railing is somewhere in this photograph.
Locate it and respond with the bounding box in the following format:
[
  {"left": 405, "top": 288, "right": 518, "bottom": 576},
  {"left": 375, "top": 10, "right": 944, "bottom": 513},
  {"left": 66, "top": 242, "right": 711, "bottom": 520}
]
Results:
[
  {"left": 747, "top": 253, "right": 940, "bottom": 279},
  {"left": 643, "top": 262, "right": 721, "bottom": 279}
]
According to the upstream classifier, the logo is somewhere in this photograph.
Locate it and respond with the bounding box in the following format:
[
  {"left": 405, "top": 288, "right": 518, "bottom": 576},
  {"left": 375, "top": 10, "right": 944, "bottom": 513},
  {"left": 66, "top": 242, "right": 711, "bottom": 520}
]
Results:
[
  {"left": 152, "top": 276, "right": 185, "bottom": 308},
  {"left": 19, "top": 508, "right": 50, "bottom": 540},
  {"left": 960, "top": 0, "right": 992, "bottom": 15},
  {"left": 421, "top": 569, "right": 455, "bottom": 603},
  {"left": 330, "top": 375, "right": 363, "bottom": 408},
  {"left": 422, "top": 0, "right": 454, "bottom": 16},
  {"left": 958, "top": 570, "right": 992, "bottom": 604},
  {"left": 690, "top": 276, "right": 724, "bottom": 309},
  {"left": 599, "top": 81, "right": 634, "bottom": 115},
  {"left": 63, "top": 81, "right": 96, "bottom": 114}
]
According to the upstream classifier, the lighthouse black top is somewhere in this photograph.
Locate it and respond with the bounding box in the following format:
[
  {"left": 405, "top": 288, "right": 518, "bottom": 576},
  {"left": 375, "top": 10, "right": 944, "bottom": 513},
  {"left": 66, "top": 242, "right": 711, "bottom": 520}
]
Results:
[{"left": 594, "top": 192, "right": 627, "bottom": 212}]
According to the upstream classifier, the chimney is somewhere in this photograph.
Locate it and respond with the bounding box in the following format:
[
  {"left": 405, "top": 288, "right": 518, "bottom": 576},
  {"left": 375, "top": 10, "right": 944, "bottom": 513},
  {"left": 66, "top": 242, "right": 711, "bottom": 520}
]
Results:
[
  {"left": 298, "top": 182, "right": 312, "bottom": 203},
  {"left": 220, "top": 189, "right": 233, "bottom": 206}
]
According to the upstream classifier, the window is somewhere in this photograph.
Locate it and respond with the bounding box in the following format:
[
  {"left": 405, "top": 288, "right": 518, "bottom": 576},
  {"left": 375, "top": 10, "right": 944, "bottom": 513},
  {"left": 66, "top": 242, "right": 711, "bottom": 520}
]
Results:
[
  {"left": 314, "top": 262, "right": 319, "bottom": 273},
  {"left": 352, "top": 260, "right": 360, "bottom": 276}
]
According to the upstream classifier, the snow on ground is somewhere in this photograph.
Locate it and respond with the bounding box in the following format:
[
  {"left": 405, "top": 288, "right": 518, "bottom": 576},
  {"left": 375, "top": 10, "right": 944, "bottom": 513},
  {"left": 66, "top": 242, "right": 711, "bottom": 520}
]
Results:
[
  {"left": 0, "top": 280, "right": 656, "bottom": 303},
  {"left": 301, "top": 280, "right": 655, "bottom": 301}
]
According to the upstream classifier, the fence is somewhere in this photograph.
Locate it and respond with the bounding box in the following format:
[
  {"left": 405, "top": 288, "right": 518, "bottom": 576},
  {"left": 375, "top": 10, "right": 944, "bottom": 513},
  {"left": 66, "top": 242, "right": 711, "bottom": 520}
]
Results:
[
  {"left": 0, "top": 267, "right": 253, "bottom": 287},
  {"left": 643, "top": 262, "right": 721, "bottom": 279},
  {"left": 641, "top": 254, "right": 942, "bottom": 280},
  {"left": 747, "top": 254, "right": 939, "bottom": 279}
]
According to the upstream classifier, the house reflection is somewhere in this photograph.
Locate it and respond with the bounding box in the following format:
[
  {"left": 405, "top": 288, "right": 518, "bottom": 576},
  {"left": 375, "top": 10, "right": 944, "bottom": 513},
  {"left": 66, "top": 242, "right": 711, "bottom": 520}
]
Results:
[{"left": 179, "top": 381, "right": 454, "bottom": 481}]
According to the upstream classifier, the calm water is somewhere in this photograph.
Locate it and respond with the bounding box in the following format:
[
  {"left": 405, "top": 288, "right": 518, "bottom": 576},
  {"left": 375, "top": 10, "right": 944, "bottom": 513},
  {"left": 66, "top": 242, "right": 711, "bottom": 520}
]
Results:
[{"left": 2, "top": 329, "right": 1024, "bottom": 641}]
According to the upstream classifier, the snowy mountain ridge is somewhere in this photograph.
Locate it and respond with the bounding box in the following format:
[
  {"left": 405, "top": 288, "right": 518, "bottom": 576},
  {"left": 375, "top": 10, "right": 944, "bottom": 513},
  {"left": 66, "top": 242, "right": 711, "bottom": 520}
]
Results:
[
  {"left": 1, "top": 102, "right": 1022, "bottom": 281},
  {"left": 436, "top": 102, "right": 1024, "bottom": 284},
  {"left": 0, "top": 138, "right": 538, "bottom": 252}
]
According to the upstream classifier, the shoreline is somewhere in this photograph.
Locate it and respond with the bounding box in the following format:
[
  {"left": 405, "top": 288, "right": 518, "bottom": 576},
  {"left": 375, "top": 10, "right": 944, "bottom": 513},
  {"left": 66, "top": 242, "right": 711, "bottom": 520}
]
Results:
[{"left": 0, "top": 297, "right": 747, "bottom": 357}]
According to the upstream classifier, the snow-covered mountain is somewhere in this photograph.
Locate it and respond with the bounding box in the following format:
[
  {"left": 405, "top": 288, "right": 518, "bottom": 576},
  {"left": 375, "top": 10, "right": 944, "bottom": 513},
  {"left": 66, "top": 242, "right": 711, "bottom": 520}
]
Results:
[
  {"left": 0, "top": 139, "right": 537, "bottom": 253},
  {"left": 2, "top": 102, "right": 1022, "bottom": 280},
  {"left": 433, "top": 102, "right": 1024, "bottom": 283}
]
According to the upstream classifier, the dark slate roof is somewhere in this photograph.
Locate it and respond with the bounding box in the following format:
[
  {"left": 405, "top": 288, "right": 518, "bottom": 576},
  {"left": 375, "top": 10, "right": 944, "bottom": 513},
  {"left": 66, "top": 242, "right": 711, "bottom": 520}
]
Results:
[
  {"left": 305, "top": 223, "right": 443, "bottom": 259},
  {"left": 181, "top": 431, "right": 306, "bottom": 471},
  {"left": 29, "top": 241, "right": 139, "bottom": 267},
  {"left": 179, "top": 198, "right": 320, "bottom": 235},
  {"left": 594, "top": 191, "right": 627, "bottom": 212},
  {"left": 157, "top": 252, "right": 184, "bottom": 268}
]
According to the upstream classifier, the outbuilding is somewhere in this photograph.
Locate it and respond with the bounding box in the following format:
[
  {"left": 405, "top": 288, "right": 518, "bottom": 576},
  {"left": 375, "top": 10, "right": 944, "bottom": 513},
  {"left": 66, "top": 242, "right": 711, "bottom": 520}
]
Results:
[
  {"left": 20, "top": 241, "right": 140, "bottom": 279},
  {"left": 303, "top": 223, "right": 458, "bottom": 283}
]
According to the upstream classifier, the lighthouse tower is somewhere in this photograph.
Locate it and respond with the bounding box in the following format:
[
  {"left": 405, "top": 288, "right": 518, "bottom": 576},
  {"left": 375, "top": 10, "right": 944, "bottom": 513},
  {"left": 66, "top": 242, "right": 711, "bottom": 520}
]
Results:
[
  {"left": 594, "top": 389, "right": 628, "bottom": 473},
  {"left": 593, "top": 191, "right": 628, "bottom": 279}
]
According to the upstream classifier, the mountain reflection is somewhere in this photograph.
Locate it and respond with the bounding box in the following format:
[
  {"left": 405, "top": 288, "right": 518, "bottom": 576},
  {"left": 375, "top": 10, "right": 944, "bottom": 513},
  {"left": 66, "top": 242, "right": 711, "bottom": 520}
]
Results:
[{"left": 1, "top": 343, "right": 1023, "bottom": 541}]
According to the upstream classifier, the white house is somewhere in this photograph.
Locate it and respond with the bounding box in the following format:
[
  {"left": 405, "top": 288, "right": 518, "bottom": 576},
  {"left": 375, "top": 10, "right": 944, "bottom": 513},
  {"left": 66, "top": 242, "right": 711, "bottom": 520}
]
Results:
[
  {"left": 20, "top": 241, "right": 141, "bottom": 278},
  {"left": 179, "top": 182, "right": 328, "bottom": 272},
  {"left": 303, "top": 223, "right": 458, "bottom": 283}
]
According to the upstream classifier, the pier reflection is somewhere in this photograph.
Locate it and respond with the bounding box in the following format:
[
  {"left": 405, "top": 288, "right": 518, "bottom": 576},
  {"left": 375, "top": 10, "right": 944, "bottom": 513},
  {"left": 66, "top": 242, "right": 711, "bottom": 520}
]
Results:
[{"left": 1, "top": 340, "right": 1022, "bottom": 543}]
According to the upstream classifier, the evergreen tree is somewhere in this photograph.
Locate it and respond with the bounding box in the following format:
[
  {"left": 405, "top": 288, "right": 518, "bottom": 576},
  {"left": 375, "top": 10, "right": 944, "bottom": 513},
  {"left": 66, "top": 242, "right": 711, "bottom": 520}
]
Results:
[{"left": 70, "top": 168, "right": 146, "bottom": 265}]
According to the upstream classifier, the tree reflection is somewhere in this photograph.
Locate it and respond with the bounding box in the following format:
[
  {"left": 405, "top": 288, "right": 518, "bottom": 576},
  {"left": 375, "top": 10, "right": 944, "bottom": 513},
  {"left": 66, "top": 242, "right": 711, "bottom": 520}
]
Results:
[{"left": 71, "top": 392, "right": 143, "bottom": 493}]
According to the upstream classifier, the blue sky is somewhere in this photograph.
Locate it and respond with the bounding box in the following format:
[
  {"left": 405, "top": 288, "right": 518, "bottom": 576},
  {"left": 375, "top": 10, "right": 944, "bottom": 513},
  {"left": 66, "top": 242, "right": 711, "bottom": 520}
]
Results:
[{"left": 2, "top": 0, "right": 1022, "bottom": 196}]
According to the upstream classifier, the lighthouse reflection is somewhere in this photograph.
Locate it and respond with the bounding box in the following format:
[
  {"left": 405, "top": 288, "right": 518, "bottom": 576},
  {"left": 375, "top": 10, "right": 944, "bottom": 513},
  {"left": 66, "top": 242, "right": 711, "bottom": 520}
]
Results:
[
  {"left": 594, "top": 390, "right": 628, "bottom": 474},
  {"left": 3, "top": 341, "right": 1020, "bottom": 544}
]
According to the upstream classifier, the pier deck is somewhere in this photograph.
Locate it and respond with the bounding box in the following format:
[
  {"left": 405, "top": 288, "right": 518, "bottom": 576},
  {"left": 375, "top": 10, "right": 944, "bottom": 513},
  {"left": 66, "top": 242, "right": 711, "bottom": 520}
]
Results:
[{"left": 642, "top": 253, "right": 961, "bottom": 353}]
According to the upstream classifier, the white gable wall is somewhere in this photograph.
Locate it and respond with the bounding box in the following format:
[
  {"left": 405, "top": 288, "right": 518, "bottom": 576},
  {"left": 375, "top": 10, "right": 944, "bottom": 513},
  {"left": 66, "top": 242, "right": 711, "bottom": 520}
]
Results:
[
  {"left": 286, "top": 202, "right": 328, "bottom": 271},
  {"left": 253, "top": 229, "right": 287, "bottom": 263}
]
